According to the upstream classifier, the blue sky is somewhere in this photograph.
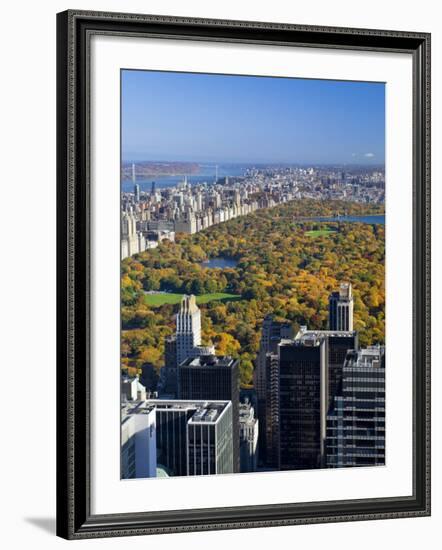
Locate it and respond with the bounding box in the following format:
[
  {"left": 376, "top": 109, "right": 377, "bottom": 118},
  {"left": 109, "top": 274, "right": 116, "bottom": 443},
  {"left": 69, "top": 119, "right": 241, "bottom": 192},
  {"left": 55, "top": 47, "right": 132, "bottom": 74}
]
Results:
[{"left": 122, "top": 70, "right": 385, "bottom": 165}]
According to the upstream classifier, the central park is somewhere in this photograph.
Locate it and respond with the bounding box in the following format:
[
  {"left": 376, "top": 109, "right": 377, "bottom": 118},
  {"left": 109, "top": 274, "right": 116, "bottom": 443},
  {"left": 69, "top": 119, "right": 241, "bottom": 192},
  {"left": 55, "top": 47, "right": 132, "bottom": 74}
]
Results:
[{"left": 121, "top": 199, "right": 385, "bottom": 387}]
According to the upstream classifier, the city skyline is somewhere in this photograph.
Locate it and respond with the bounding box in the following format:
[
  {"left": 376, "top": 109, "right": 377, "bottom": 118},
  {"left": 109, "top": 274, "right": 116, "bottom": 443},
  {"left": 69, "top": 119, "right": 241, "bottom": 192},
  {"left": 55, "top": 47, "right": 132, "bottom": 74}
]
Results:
[
  {"left": 122, "top": 284, "right": 385, "bottom": 477},
  {"left": 122, "top": 70, "right": 385, "bottom": 165}
]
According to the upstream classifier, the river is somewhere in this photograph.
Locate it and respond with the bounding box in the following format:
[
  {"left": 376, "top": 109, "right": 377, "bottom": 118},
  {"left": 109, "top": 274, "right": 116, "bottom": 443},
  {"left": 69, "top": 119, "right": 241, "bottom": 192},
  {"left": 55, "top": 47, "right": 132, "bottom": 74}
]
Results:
[{"left": 121, "top": 164, "right": 248, "bottom": 192}]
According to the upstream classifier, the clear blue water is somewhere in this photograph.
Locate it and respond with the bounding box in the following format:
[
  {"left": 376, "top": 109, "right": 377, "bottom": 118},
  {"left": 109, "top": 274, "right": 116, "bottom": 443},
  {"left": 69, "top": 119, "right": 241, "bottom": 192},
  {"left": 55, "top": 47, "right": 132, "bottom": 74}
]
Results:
[
  {"left": 312, "top": 214, "right": 385, "bottom": 224},
  {"left": 200, "top": 257, "right": 238, "bottom": 269}
]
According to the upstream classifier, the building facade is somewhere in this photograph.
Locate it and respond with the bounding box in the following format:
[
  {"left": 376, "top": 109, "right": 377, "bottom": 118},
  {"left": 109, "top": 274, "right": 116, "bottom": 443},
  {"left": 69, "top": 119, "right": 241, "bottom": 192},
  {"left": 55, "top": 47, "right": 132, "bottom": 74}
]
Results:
[
  {"left": 175, "top": 295, "right": 215, "bottom": 367},
  {"left": 295, "top": 326, "right": 358, "bottom": 407},
  {"left": 176, "top": 295, "right": 201, "bottom": 366},
  {"left": 264, "top": 352, "right": 281, "bottom": 468},
  {"left": 157, "top": 335, "right": 178, "bottom": 398},
  {"left": 178, "top": 354, "right": 240, "bottom": 473},
  {"left": 254, "top": 315, "right": 293, "bottom": 465},
  {"left": 155, "top": 400, "right": 233, "bottom": 476},
  {"left": 121, "top": 210, "right": 139, "bottom": 259},
  {"left": 326, "top": 346, "right": 385, "bottom": 468},
  {"left": 278, "top": 334, "right": 328, "bottom": 470},
  {"left": 254, "top": 316, "right": 294, "bottom": 400},
  {"left": 122, "top": 399, "right": 234, "bottom": 478},
  {"left": 154, "top": 400, "right": 190, "bottom": 476},
  {"left": 187, "top": 401, "right": 233, "bottom": 476},
  {"left": 328, "top": 282, "right": 354, "bottom": 331},
  {"left": 134, "top": 182, "right": 140, "bottom": 203},
  {"left": 239, "top": 400, "right": 259, "bottom": 472},
  {"left": 121, "top": 375, "right": 147, "bottom": 402},
  {"left": 121, "top": 402, "right": 157, "bottom": 479}
]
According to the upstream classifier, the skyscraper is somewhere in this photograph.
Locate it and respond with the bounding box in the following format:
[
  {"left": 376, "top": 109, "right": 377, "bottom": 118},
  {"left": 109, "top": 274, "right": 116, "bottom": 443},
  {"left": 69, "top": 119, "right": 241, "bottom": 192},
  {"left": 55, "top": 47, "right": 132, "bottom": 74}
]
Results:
[
  {"left": 121, "top": 209, "right": 140, "bottom": 258},
  {"left": 278, "top": 334, "right": 328, "bottom": 470},
  {"left": 326, "top": 332, "right": 358, "bottom": 401},
  {"left": 134, "top": 183, "right": 140, "bottom": 203},
  {"left": 264, "top": 352, "right": 280, "bottom": 468},
  {"left": 176, "top": 295, "right": 202, "bottom": 366},
  {"left": 254, "top": 315, "right": 293, "bottom": 464},
  {"left": 329, "top": 282, "right": 354, "bottom": 331},
  {"left": 178, "top": 355, "right": 240, "bottom": 472},
  {"left": 154, "top": 400, "right": 189, "bottom": 476},
  {"left": 122, "top": 399, "right": 233, "bottom": 477},
  {"left": 187, "top": 401, "right": 233, "bottom": 476},
  {"left": 326, "top": 346, "right": 385, "bottom": 468},
  {"left": 255, "top": 316, "right": 294, "bottom": 400},
  {"left": 175, "top": 295, "right": 214, "bottom": 367},
  {"left": 154, "top": 399, "right": 233, "bottom": 476},
  {"left": 295, "top": 326, "right": 358, "bottom": 407},
  {"left": 157, "top": 335, "right": 178, "bottom": 398},
  {"left": 121, "top": 402, "right": 157, "bottom": 479}
]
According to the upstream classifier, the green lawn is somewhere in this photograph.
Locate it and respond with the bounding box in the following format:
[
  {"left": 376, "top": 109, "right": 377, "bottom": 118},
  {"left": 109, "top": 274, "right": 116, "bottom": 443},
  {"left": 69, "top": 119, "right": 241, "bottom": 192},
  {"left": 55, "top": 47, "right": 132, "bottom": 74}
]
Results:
[
  {"left": 305, "top": 229, "right": 337, "bottom": 237},
  {"left": 144, "top": 292, "right": 241, "bottom": 307}
]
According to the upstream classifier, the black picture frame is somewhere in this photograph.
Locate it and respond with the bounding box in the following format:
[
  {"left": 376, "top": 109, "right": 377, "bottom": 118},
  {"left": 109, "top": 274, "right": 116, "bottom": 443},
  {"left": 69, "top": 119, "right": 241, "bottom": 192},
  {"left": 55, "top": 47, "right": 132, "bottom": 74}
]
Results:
[{"left": 56, "top": 9, "right": 431, "bottom": 540}]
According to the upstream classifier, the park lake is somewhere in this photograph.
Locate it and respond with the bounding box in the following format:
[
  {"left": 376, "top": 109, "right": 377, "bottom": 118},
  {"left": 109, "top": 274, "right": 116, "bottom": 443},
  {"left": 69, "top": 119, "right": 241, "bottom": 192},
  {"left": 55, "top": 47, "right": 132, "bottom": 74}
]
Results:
[
  {"left": 200, "top": 256, "right": 239, "bottom": 269},
  {"left": 141, "top": 215, "right": 384, "bottom": 308}
]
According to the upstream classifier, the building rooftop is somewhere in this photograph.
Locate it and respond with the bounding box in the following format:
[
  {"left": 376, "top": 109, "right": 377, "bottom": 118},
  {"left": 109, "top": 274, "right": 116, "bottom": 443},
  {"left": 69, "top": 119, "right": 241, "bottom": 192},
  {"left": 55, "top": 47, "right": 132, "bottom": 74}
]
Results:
[
  {"left": 180, "top": 294, "right": 199, "bottom": 314},
  {"left": 295, "top": 326, "right": 356, "bottom": 339},
  {"left": 344, "top": 346, "right": 385, "bottom": 369},
  {"left": 279, "top": 334, "right": 325, "bottom": 348},
  {"left": 180, "top": 354, "right": 237, "bottom": 368},
  {"left": 121, "top": 401, "right": 156, "bottom": 423},
  {"left": 121, "top": 374, "right": 144, "bottom": 384},
  {"left": 330, "top": 282, "right": 353, "bottom": 300},
  {"left": 122, "top": 399, "right": 231, "bottom": 425},
  {"left": 188, "top": 405, "right": 225, "bottom": 424}
]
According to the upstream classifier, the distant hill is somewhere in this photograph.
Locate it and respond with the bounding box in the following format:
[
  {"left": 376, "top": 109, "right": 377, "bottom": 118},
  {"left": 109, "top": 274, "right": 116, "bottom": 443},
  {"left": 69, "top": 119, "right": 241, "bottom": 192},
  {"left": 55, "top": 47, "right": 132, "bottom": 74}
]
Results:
[{"left": 122, "top": 161, "right": 200, "bottom": 179}]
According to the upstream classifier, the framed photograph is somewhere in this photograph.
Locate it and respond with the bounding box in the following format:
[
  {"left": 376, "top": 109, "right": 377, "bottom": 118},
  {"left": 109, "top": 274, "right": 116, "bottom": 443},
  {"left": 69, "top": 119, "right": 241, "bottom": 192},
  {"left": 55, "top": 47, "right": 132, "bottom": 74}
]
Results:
[{"left": 56, "top": 10, "right": 431, "bottom": 539}]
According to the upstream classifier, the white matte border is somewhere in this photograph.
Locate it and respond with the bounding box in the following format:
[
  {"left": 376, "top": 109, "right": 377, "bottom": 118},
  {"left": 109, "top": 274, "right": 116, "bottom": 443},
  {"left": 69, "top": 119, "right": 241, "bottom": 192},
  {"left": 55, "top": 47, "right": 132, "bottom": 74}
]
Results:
[{"left": 90, "top": 35, "right": 413, "bottom": 515}]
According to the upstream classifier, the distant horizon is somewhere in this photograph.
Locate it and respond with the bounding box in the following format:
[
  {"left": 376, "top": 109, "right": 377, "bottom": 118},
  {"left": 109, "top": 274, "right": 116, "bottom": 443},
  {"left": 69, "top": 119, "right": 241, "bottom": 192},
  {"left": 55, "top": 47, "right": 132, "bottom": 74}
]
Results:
[
  {"left": 122, "top": 158, "right": 385, "bottom": 168},
  {"left": 122, "top": 70, "right": 385, "bottom": 166}
]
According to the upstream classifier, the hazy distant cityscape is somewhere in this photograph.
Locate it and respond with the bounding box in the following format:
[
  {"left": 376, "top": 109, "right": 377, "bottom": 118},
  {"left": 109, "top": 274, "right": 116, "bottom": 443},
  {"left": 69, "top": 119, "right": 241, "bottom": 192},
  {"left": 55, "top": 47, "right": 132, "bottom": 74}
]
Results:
[{"left": 121, "top": 163, "right": 384, "bottom": 259}]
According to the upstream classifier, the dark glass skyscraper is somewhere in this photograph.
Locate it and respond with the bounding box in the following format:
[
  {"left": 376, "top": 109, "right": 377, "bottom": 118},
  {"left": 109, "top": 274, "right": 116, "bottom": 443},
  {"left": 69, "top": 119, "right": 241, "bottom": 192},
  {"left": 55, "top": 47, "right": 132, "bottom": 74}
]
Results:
[
  {"left": 178, "top": 355, "right": 240, "bottom": 472},
  {"left": 327, "top": 332, "right": 358, "bottom": 403},
  {"left": 295, "top": 327, "right": 358, "bottom": 408},
  {"left": 254, "top": 315, "right": 293, "bottom": 465},
  {"left": 264, "top": 352, "right": 280, "bottom": 468},
  {"left": 157, "top": 335, "right": 178, "bottom": 398},
  {"left": 278, "top": 334, "right": 328, "bottom": 470},
  {"left": 155, "top": 401, "right": 190, "bottom": 476}
]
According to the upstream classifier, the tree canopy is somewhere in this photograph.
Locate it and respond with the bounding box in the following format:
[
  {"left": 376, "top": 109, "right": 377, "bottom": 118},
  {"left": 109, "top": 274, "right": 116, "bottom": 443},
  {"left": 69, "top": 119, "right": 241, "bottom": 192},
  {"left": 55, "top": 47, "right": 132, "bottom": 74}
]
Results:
[{"left": 121, "top": 199, "right": 385, "bottom": 387}]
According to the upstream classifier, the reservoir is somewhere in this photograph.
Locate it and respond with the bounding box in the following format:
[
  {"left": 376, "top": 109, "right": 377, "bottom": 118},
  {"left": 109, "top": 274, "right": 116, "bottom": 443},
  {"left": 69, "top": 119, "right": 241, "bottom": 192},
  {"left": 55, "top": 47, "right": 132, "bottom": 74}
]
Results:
[
  {"left": 311, "top": 214, "right": 385, "bottom": 224},
  {"left": 200, "top": 257, "right": 238, "bottom": 269}
]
